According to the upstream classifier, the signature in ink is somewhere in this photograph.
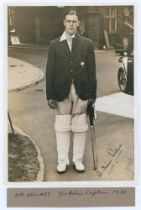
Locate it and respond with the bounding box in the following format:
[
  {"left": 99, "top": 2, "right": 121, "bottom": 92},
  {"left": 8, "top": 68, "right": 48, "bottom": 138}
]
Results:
[
  {"left": 96, "top": 160, "right": 112, "bottom": 177},
  {"left": 96, "top": 144, "right": 123, "bottom": 177},
  {"left": 107, "top": 144, "right": 123, "bottom": 157},
  {"left": 108, "top": 149, "right": 123, "bottom": 175}
]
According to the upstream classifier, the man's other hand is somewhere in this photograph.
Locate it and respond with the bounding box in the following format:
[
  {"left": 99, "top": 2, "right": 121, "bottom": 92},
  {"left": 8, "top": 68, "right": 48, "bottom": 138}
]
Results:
[
  {"left": 48, "top": 100, "right": 57, "bottom": 109},
  {"left": 87, "top": 98, "right": 95, "bottom": 108},
  {"left": 86, "top": 98, "right": 97, "bottom": 120}
]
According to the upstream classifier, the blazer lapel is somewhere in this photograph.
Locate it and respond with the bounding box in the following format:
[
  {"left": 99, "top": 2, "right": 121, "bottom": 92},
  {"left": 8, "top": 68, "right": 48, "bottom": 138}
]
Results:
[
  {"left": 59, "top": 40, "right": 71, "bottom": 56},
  {"left": 71, "top": 34, "right": 82, "bottom": 58},
  {"left": 58, "top": 33, "right": 82, "bottom": 57}
]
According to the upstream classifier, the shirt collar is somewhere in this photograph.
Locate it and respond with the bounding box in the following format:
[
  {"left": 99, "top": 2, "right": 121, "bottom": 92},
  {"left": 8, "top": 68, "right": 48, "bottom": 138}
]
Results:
[{"left": 59, "top": 31, "right": 75, "bottom": 42}]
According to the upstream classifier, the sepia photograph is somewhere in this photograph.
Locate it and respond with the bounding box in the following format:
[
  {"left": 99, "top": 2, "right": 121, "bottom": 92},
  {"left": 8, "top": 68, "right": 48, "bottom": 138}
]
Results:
[{"left": 7, "top": 5, "right": 134, "bottom": 184}]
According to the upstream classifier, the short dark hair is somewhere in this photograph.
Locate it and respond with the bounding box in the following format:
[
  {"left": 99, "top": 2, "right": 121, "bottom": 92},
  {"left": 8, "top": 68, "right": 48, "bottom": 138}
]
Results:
[
  {"left": 64, "top": 10, "right": 79, "bottom": 20},
  {"left": 68, "top": 10, "right": 77, "bottom": 16}
]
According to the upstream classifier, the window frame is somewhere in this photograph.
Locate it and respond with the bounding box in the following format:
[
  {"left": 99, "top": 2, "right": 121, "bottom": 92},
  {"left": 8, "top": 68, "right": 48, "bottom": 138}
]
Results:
[{"left": 104, "top": 7, "right": 117, "bottom": 33}]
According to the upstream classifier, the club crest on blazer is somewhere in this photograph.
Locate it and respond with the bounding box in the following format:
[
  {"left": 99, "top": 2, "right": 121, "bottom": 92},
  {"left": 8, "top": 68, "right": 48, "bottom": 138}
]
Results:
[{"left": 80, "top": 61, "right": 85, "bottom": 67}]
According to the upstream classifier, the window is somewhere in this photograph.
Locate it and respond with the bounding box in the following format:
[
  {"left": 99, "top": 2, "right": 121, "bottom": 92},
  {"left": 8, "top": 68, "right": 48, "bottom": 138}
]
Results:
[{"left": 105, "top": 7, "right": 117, "bottom": 33}]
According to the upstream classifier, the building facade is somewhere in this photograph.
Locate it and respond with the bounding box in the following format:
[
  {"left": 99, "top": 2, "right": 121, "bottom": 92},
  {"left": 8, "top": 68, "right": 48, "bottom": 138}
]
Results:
[{"left": 8, "top": 6, "right": 134, "bottom": 50}]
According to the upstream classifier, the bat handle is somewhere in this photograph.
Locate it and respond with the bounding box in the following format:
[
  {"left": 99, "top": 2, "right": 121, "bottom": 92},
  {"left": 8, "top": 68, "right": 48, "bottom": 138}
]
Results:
[{"left": 89, "top": 114, "right": 94, "bottom": 126}]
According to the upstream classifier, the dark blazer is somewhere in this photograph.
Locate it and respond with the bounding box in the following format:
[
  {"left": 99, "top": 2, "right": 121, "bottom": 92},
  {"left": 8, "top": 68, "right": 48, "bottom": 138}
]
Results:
[{"left": 46, "top": 33, "right": 97, "bottom": 101}]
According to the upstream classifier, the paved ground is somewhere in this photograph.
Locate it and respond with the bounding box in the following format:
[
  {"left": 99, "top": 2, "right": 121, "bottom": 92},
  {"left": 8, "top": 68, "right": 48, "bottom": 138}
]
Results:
[
  {"left": 96, "top": 92, "right": 134, "bottom": 119},
  {"left": 8, "top": 48, "right": 134, "bottom": 182},
  {"left": 8, "top": 57, "right": 44, "bottom": 91}
]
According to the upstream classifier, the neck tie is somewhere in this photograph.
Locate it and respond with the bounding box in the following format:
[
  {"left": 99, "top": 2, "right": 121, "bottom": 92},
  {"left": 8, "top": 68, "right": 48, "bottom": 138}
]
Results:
[{"left": 67, "top": 37, "right": 72, "bottom": 51}]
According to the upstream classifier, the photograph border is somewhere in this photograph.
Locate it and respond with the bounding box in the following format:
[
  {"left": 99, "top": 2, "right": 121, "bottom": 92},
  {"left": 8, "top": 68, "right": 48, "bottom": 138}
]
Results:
[{"left": 1, "top": 0, "right": 140, "bottom": 208}]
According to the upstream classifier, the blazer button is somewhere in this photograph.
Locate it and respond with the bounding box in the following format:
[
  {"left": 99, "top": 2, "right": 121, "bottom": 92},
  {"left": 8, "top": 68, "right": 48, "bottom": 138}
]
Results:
[{"left": 71, "top": 70, "right": 73, "bottom": 73}]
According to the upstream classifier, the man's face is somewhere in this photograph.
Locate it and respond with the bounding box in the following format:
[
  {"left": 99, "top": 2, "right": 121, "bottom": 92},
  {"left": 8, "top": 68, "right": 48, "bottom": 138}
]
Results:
[{"left": 64, "top": 14, "right": 79, "bottom": 35}]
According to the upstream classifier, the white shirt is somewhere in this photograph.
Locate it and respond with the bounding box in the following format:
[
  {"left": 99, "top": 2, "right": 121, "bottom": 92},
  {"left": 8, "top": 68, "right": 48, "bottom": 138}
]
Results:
[{"left": 59, "top": 31, "right": 75, "bottom": 51}]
